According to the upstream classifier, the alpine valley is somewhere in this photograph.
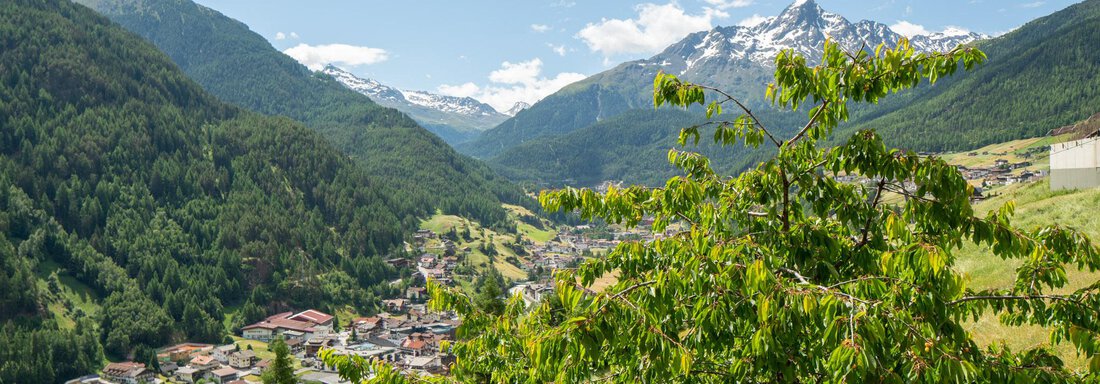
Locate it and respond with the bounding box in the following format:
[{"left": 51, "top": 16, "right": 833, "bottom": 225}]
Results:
[{"left": 4, "top": 0, "right": 1100, "bottom": 382}]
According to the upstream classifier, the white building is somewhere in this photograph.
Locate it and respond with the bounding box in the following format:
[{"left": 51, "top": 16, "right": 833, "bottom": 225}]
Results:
[{"left": 1050, "top": 133, "right": 1100, "bottom": 190}]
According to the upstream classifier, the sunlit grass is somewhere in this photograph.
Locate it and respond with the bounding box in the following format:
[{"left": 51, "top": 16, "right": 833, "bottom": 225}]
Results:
[{"left": 953, "top": 180, "right": 1100, "bottom": 370}]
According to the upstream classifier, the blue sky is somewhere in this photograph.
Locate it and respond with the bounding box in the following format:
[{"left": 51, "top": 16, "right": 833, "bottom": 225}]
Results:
[{"left": 193, "top": 0, "right": 1078, "bottom": 111}]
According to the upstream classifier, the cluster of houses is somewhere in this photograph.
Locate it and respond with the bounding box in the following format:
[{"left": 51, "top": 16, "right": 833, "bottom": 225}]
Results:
[
  {"left": 956, "top": 159, "right": 1044, "bottom": 189},
  {"left": 835, "top": 156, "right": 1046, "bottom": 202},
  {"left": 74, "top": 342, "right": 264, "bottom": 384},
  {"left": 320, "top": 306, "right": 461, "bottom": 376},
  {"left": 412, "top": 246, "right": 459, "bottom": 287},
  {"left": 160, "top": 343, "right": 261, "bottom": 384}
]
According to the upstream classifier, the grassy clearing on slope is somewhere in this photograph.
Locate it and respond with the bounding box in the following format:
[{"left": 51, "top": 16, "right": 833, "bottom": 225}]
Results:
[
  {"left": 421, "top": 212, "right": 466, "bottom": 234},
  {"left": 419, "top": 212, "right": 533, "bottom": 282},
  {"left": 517, "top": 222, "right": 556, "bottom": 244},
  {"left": 33, "top": 259, "right": 100, "bottom": 329},
  {"left": 954, "top": 180, "right": 1100, "bottom": 370},
  {"left": 505, "top": 204, "right": 557, "bottom": 244}
]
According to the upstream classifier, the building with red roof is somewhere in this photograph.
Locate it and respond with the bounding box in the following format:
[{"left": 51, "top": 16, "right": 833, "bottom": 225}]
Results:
[
  {"left": 241, "top": 309, "right": 333, "bottom": 341},
  {"left": 102, "top": 362, "right": 154, "bottom": 384}
]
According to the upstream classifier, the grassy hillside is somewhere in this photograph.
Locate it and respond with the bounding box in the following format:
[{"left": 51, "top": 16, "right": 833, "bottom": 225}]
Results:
[
  {"left": 418, "top": 208, "right": 556, "bottom": 283},
  {"left": 953, "top": 180, "right": 1100, "bottom": 370}
]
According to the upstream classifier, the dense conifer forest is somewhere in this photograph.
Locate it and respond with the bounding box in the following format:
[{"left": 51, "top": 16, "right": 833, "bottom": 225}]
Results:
[{"left": 1, "top": 1, "right": 428, "bottom": 380}]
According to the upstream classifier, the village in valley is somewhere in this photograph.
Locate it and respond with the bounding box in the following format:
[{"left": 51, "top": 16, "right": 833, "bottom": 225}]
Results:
[
  {"left": 68, "top": 204, "right": 660, "bottom": 384},
  {"left": 70, "top": 118, "right": 1100, "bottom": 384}
]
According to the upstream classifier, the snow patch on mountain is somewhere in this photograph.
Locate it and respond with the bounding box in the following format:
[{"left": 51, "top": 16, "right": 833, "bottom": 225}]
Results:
[
  {"left": 504, "top": 101, "right": 531, "bottom": 116},
  {"left": 641, "top": 0, "right": 985, "bottom": 76},
  {"left": 322, "top": 65, "right": 503, "bottom": 118}
]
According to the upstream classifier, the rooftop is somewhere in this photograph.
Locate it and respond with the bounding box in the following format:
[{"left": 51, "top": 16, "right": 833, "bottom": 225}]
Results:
[
  {"left": 288, "top": 309, "right": 334, "bottom": 325},
  {"left": 212, "top": 367, "right": 238, "bottom": 377}
]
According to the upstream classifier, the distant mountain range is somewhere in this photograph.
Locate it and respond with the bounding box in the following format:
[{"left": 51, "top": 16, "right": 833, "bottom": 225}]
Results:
[
  {"left": 466, "top": 0, "right": 1100, "bottom": 188},
  {"left": 459, "top": 0, "right": 983, "bottom": 159},
  {"left": 322, "top": 65, "right": 508, "bottom": 144}
]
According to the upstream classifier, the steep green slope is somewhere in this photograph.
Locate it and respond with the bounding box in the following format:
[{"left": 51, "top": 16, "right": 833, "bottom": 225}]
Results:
[
  {"left": 76, "top": 0, "right": 535, "bottom": 231},
  {"left": 0, "top": 0, "right": 420, "bottom": 380},
  {"left": 458, "top": 68, "right": 642, "bottom": 158},
  {"left": 488, "top": 109, "right": 793, "bottom": 187},
  {"left": 841, "top": 0, "right": 1100, "bottom": 150}
]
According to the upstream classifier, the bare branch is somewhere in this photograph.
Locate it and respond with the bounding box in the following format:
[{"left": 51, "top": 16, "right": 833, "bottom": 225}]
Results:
[
  {"left": 786, "top": 100, "right": 829, "bottom": 147},
  {"left": 696, "top": 84, "right": 782, "bottom": 148},
  {"left": 855, "top": 178, "right": 888, "bottom": 249},
  {"left": 946, "top": 294, "right": 1087, "bottom": 306}
]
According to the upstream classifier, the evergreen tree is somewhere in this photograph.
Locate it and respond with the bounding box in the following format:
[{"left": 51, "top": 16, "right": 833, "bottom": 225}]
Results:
[
  {"left": 262, "top": 338, "right": 295, "bottom": 384},
  {"left": 473, "top": 270, "right": 506, "bottom": 316}
]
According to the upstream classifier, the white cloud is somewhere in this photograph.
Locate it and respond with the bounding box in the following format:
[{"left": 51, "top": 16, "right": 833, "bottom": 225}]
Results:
[
  {"left": 890, "top": 21, "right": 974, "bottom": 38},
  {"left": 437, "top": 82, "right": 480, "bottom": 98},
  {"left": 889, "top": 21, "right": 930, "bottom": 37},
  {"left": 737, "top": 14, "right": 769, "bottom": 27},
  {"left": 283, "top": 43, "right": 389, "bottom": 70},
  {"left": 438, "top": 58, "right": 586, "bottom": 112},
  {"left": 489, "top": 60, "right": 543, "bottom": 84},
  {"left": 274, "top": 32, "right": 299, "bottom": 40},
  {"left": 940, "top": 26, "right": 973, "bottom": 37},
  {"left": 549, "top": 44, "right": 568, "bottom": 56},
  {"left": 1021, "top": 1, "right": 1045, "bottom": 7},
  {"left": 577, "top": 3, "right": 719, "bottom": 57},
  {"left": 702, "top": 0, "right": 753, "bottom": 9},
  {"left": 531, "top": 24, "right": 552, "bottom": 33}
]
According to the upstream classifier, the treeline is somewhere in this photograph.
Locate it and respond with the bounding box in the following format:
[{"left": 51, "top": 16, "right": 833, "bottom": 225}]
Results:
[
  {"left": 0, "top": 0, "right": 424, "bottom": 381},
  {"left": 79, "top": 0, "right": 538, "bottom": 233}
]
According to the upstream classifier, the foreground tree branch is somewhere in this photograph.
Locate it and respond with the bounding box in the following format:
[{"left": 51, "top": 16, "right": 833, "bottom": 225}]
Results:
[{"left": 326, "top": 38, "right": 1100, "bottom": 383}]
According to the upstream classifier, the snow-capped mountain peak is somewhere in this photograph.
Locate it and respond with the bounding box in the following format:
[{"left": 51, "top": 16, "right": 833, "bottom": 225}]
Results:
[
  {"left": 400, "top": 89, "right": 501, "bottom": 117},
  {"left": 323, "top": 65, "right": 405, "bottom": 103},
  {"left": 504, "top": 101, "right": 531, "bottom": 117},
  {"left": 321, "top": 65, "right": 503, "bottom": 118},
  {"left": 644, "top": 0, "right": 986, "bottom": 77},
  {"left": 320, "top": 65, "right": 509, "bottom": 142}
]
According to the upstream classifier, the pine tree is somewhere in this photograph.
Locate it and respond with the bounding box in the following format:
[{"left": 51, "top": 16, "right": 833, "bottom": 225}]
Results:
[{"left": 262, "top": 338, "right": 295, "bottom": 384}]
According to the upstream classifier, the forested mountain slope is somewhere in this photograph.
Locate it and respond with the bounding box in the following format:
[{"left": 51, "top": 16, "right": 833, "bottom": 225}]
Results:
[
  {"left": 76, "top": 0, "right": 535, "bottom": 231},
  {"left": 840, "top": 0, "right": 1100, "bottom": 150},
  {"left": 0, "top": 0, "right": 418, "bottom": 380},
  {"left": 489, "top": 109, "right": 789, "bottom": 187}
]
